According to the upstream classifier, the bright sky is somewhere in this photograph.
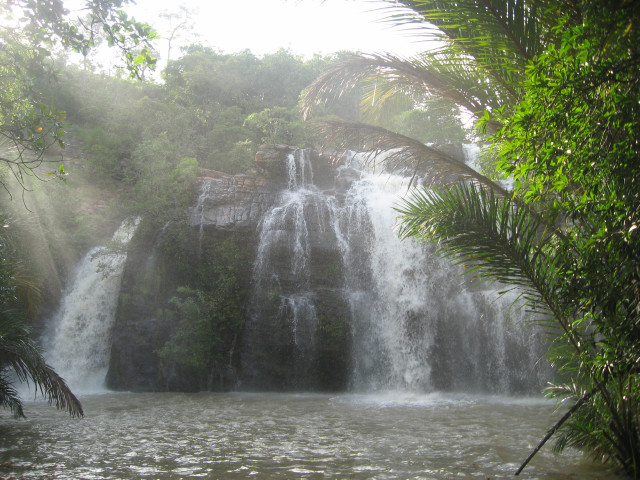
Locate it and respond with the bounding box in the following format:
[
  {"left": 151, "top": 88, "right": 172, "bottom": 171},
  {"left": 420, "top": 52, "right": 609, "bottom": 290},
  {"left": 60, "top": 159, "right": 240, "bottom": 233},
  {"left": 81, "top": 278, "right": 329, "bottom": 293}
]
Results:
[{"left": 121, "top": 0, "right": 427, "bottom": 61}]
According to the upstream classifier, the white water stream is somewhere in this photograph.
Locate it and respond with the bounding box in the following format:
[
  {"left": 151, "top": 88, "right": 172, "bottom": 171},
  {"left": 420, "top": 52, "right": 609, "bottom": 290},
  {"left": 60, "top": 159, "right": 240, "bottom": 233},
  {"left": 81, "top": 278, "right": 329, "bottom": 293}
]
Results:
[{"left": 45, "top": 217, "right": 140, "bottom": 393}]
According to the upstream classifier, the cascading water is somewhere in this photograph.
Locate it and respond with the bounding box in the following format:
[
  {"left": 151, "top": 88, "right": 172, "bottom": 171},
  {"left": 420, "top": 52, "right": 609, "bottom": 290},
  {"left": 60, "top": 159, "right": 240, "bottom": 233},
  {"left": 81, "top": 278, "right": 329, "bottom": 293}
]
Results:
[
  {"left": 244, "top": 149, "right": 327, "bottom": 389},
  {"left": 343, "top": 150, "right": 550, "bottom": 393},
  {"left": 338, "top": 171, "right": 436, "bottom": 391},
  {"left": 463, "top": 143, "right": 514, "bottom": 191},
  {"left": 45, "top": 217, "right": 140, "bottom": 393},
  {"left": 244, "top": 146, "right": 551, "bottom": 394},
  {"left": 193, "top": 178, "right": 212, "bottom": 252}
]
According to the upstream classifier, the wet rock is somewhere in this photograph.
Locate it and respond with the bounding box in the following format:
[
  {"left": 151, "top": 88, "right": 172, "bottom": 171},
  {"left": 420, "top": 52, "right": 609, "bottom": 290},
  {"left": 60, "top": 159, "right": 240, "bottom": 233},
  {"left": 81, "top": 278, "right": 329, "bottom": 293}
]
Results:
[{"left": 189, "top": 173, "right": 275, "bottom": 230}]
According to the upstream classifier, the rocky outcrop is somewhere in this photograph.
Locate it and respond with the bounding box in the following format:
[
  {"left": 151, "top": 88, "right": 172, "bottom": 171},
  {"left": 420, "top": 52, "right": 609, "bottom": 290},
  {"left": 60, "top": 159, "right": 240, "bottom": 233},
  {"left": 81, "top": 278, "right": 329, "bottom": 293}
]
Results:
[
  {"left": 189, "top": 171, "right": 272, "bottom": 230},
  {"left": 189, "top": 145, "right": 345, "bottom": 232},
  {"left": 107, "top": 219, "right": 255, "bottom": 392},
  {"left": 254, "top": 144, "right": 296, "bottom": 172}
]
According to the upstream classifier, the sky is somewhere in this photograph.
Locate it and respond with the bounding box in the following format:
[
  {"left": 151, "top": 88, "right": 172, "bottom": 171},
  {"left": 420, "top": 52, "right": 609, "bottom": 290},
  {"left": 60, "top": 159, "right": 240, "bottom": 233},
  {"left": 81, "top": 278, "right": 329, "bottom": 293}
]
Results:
[{"left": 115, "top": 0, "right": 428, "bottom": 62}]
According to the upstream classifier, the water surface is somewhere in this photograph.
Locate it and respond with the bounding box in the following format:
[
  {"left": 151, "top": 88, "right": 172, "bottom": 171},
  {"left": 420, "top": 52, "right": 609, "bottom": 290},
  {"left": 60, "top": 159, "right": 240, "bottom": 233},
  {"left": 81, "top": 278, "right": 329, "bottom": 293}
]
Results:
[{"left": 0, "top": 392, "right": 619, "bottom": 479}]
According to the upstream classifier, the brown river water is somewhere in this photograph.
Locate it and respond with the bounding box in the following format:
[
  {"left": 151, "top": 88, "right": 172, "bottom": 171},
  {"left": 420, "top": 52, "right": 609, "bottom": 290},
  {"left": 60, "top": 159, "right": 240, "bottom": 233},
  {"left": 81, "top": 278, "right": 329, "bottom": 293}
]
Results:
[{"left": 0, "top": 391, "right": 621, "bottom": 479}]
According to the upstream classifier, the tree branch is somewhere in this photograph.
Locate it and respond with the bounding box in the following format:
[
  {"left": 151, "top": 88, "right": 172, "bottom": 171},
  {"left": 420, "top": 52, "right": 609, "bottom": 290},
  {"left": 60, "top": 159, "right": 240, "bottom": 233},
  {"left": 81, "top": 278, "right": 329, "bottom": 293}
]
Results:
[{"left": 515, "top": 389, "right": 593, "bottom": 475}]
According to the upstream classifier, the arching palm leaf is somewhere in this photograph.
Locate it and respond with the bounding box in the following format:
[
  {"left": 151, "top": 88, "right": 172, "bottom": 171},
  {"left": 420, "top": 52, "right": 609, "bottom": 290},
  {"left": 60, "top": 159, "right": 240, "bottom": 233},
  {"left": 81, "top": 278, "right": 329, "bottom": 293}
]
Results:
[
  {"left": 302, "top": 52, "right": 509, "bottom": 124},
  {"left": 383, "top": 0, "right": 561, "bottom": 71},
  {"left": 313, "top": 119, "right": 506, "bottom": 193},
  {"left": 0, "top": 310, "right": 83, "bottom": 418},
  {"left": 0, "top": 374, "right": 24, "bottom": 417},
  {"left": 395, "top": 182, "right": 575, "bottom": 337}
]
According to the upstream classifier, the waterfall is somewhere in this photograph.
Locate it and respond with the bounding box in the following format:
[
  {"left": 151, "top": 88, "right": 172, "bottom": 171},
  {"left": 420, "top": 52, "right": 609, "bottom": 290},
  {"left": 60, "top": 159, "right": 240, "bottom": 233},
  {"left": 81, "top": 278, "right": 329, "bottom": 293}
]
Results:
[
  {"left": 463, "top": 143, "right": 514, "bottom": 191},
  {"left": 340, "top": 173, "right": 435, "bottom": 391},
  {"left": 244, "top": 147, "right": 550, "bottom": 394},
  {"left": 244, "top": 149, "right": 326, "bottom": 389},
  {"left": 193, "top": 179, "right": 213, "bottom": 252},
  {"left": 342, "top": 149, "right": 549, "bottom": 393},
  {"left": 46, "top": 217, "right": 140, "bottom": 393}
]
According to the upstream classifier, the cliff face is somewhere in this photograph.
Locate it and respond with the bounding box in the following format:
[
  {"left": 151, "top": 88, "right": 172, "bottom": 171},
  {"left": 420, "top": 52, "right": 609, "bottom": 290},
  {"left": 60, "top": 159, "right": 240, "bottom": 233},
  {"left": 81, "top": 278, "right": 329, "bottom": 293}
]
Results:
[
  {"left": 188, "top": 171, "right": 270, "bottom": 230},
  {"left": 107, "top": 143, "right": 551, "bottom": 395},
  {"left": 189, "top": 145, "right": 345, "bottom": 231}
]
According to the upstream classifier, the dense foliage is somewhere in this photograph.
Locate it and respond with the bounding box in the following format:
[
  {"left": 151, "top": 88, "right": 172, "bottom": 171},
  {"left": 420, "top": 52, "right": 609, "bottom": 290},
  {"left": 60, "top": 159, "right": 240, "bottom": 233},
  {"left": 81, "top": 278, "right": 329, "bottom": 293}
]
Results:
[
  {"left": 0, "top": 0, "right": 156, "bottom": 191},
  {"left": 493, "top": 4, "right": 640, "bottom": 472},
  {"left": 39, "top": 43, "right": 468, "bottom": 234},
  {"left": 41, "top": 48, "right": 356, "bottom": 224}
]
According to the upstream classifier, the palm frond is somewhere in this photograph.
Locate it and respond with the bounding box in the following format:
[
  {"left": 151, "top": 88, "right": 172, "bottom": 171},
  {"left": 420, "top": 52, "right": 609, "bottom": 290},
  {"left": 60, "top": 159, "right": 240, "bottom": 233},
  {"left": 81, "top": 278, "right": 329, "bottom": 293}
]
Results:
[
  {"left": 367, "top": 0, "right": 569, "bottom": 114},
  {"left": 301, "top": 52, "right": 509, "bottom": 124},
  {"left": 395, "top": 182, "right": 566, "bottom": 321},
  {"left": 546, "top": 374, "right": 640, "bottom": 469},
  {"left": 382, "top": 0, "right": 559, "bottom": 64},
  {"left": 312, "top": 119, "right": 506, "bottom": 194},
  {"left": 0, "top": 310, "right": 83, "bottom": 418},
  {"left": 0, "top": 375, "right": 24, "bottom": 418},
  {"left": 369, "top": 1, "right": 447, "bottom": 43}
]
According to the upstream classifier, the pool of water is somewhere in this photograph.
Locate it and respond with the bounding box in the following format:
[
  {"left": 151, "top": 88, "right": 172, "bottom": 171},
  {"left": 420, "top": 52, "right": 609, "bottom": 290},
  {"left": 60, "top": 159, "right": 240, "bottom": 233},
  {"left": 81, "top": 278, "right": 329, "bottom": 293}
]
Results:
[{"left": 0, "top": 392, "right": 619, "bottom": 479}]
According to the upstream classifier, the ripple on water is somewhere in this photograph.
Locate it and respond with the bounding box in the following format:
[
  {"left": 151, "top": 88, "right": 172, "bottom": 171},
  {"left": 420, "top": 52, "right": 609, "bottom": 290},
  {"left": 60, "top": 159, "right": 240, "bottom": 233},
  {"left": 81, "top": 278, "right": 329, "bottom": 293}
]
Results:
[{"left": 0, "top": 392, "right": 622, "bottom": 480}]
